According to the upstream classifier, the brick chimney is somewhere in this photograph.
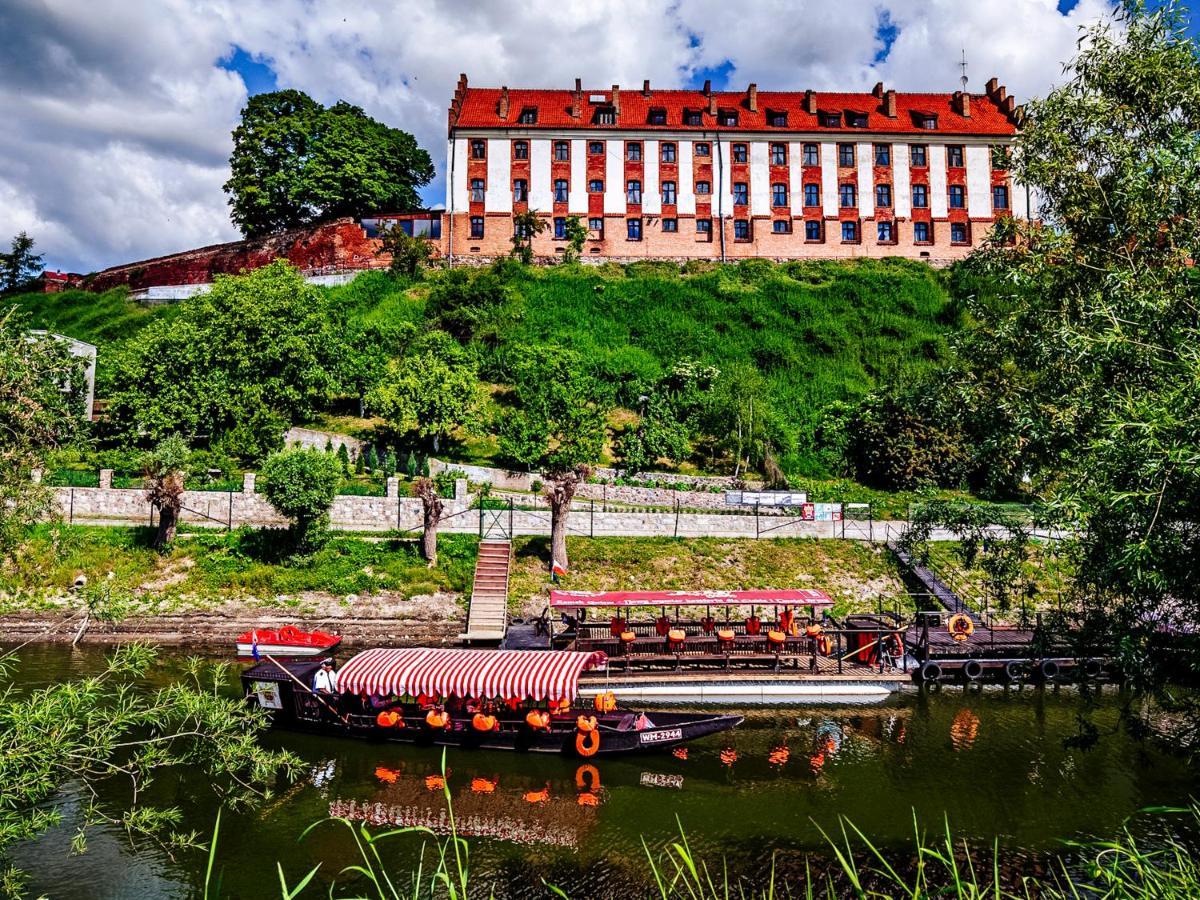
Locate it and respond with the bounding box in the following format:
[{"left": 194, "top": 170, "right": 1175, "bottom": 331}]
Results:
[
  {"left": 884, "top": 89, "right": 897, "bottom": 118},
  {"left": 747, "top": 82, "right": 758, "bottom": 112},
  {"left": 1002, "top": 95, "right": 1016, "bottom": 116},
  {"left": 499, "top": 86, "right": 509, "bottom": 120},
  {"left": 448, "top": 73, "right": 468, "bottom": 130},
  {"left": 612, "top": 84, "right": 621, "bottom": 116},
  {"left": 953, "top": 90, "right": 971, "bottom": 118},
  {"left": 985, "top": 76, "right": 998, "bottom": 97},
  {"left": 643, "top": 79, "right": 651, "bottom": 97},
  {"left": 872, "top": 81, "right": 884, "bottom": 98},
  {"left": 571, "top": 77, "right": 582, "bottom": 118},
  {"left": 705, "top": 80, "right": 717, "bottom": 116},
  {"left": 804, "top": 89, "right": 817, "bottom": 115}
]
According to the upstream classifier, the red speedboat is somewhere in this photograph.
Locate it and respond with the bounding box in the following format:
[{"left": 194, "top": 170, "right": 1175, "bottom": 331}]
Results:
[{"left": 236, "top": 625, "right": 341, "bottom": 659}]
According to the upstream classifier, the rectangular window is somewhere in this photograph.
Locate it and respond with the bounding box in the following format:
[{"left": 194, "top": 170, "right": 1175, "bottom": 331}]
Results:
[
  {"left": 719, "top": 109, "right": 739, "bottom": 127},
  {"left": 875, "top": 184, "right": 892, "bottom": 207},
  {"left": 948, "top": 184, "right": 965, "bottom": 208},
  {"left": 733, "top": 219, "right": 750, "bottom": 240},
  {"left": 469, "top": 216, "right": 484, "bottom": 238},
  {"left": 627, "top": 218, "right": 642, "bottom": 240},
  {"left": 696, "top": 218, "right": 712, "bottom": 236},
  {"left": 803, "top": 143, "right": 819, "bottom": 166},
  {"left": 513, "top": 219, "right": 531, "bottom": 239},
  {"left": 733, "top": 182, "right": 748, "bottom": 205},
  {"left": 768, "top": 110, "right": 788, "bottom": 127},
  {"left": 951, "top": 222, "right": 969, "bottom": 244},
  {"left": 588, "top": 179, "right": 604, "bottom": 193},
  {"left": 772, "top": 219, "right": 791, "bottom": 234},
  {"left": 626, "top": 180, "right": 642, "bottom": 203},
  {"left": 912, "top": 184, "right": 928, "bottom": 208},
  {"left": 518, "top": 107, "right": 537, "bottom": 124},
  {"left": 513, "top": 140, "right": 528, "bottom": 160},
  {"left": 661, "top": 142, "right": 676, "bottom": 163},
  {"left": 770, "top": 143, "right": 786, "bottom": 165},
  {"left": 920, "top": 114, "right": 938, "bottom": 130},
  {"left": 513, "top": 179, "right": 528, "bottom": 202},
  {"left": 554, "top": 217, "right": 566, "bottom": 239},
  {"left": 662, "top": 181, "right": 677, "bottom": 204},
  {"left": 992, "top": 185, "right": 1010, "bottom": 209},
  {"left": 662, "top": 218, "right": 678, "bottom": 232},
  {"left": 648, "top": 108, "right": 667, "bottom": 125},
  {"left": 841, "top": 220, "right": 858, "bottom": 242},
  {"left": 589, "top": 141, "right": 604, "bottom": 155},
  {"left": 470, "top": 179, "right": 484, "bottom": 202},
  {"left": 695, "top": 142, "right": 711, "bottom": 157},
  {"left": 991, "top": 145, "right": 1011, "bottom": 170},
  {"left": 914, "top": 221, "right": 930, "bottom": 243},
  {"left": 595, "top": 107, "right": 616, "bottom": 125},
  {"left": 772, "top": 183, "right": 788, "bottom": 207},
  {"left": 627, "top": 142, "right": 642, "bottom": 161},
  {"left": 838, "top": 143, "right": 855, "bottom": 167},
  {"left": 696, "top": 180, "right": 711, "bottom": 194},
  {"left": 839, "top": 183, "right": 857, "bottom": 207},
  {"left": 805, "top": 220, "right": 822, "bottom": 241},
  {"left": 947, "top": 145, "right": 964, "bottom": 168},
  {"left": 554, "top": 179, "right": 568, "bottom": 203},
  {"left": 684, "top": 110, "right": 703, "bottom": 126},
  {"left": 554, "top": 141, "right": 569, "bottom": 161},
  {"left": 804, "top": 183, "right": 820, "bottom": 207},
  {"left": 874, "top": 144, "right": 891, "bottom": 166},
  {"left": 910, "top": 144, "right": 927, "bottom": 167},
  {"left": 877, "top": 221, "right": 894, "bottom": 243},
  {"left": 848, "top": 111, "right": 868, "bottom": 127},
  {"left": 589, "top": 216, "right": 604, "bottom": 235},
  {"left": 732, "top": 143, "right": 748, "bottom": 163},
  {"left": 471, "top": 139, "right": 486, "bottom": 159},
  {"left": 820, "top": 112, "right": 841, "bottom": 127}
]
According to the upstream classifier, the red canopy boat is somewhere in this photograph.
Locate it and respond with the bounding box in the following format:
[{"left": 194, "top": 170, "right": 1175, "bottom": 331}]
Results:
[{"left": 236, "top": 625, "right": 341, "bottom": 659}]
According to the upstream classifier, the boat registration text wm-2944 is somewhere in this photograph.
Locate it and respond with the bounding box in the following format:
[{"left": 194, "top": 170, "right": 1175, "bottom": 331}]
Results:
[{"left": 639, "top": 728, "right": 684, "bottom": 744}]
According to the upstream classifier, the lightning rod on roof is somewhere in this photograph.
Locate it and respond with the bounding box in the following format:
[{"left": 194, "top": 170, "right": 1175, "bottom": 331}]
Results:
[{"left": 959, "top": 49, "right": 969, "bottom": 90}]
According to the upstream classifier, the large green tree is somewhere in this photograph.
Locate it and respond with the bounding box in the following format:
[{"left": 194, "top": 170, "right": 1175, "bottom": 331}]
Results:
[
  {"left": 105, "top": 261, "right": 343, "bottom": 459},
  {"left": 224, "top": 90, "right": 434, "bottom": 238},
  {"left": 0, "top": 232, "right": 44, "bottom": 293},
  {"left": 957, "top": 2, "right": 1200, "bottom": 640},
  {"left": 498, "top": 348, "right": 608, "bottom": 571},
  {"left": 261, "top": 447, "right": 343, "bottom": 554}
]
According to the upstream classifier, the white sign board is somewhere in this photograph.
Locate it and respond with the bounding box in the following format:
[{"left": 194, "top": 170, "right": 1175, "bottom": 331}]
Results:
[{"left": 725, "top": 491, "right": 809, "bottom": 507}]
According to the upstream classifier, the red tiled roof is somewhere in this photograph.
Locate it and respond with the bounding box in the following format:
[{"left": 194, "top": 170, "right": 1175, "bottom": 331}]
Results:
[{"left": 452, "top": 86, "right": 1017, "bottom": 137}]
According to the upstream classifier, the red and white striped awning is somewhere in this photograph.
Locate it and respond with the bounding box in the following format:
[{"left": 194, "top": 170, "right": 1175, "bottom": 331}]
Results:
[
  {"left": 549, "top": 589, "right": 833, "bottom": 609},
  {"left": 337, "top": 648, "right": 607, "bottom": 702}
]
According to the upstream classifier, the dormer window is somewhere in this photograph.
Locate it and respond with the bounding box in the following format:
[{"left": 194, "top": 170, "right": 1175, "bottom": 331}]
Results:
[
  {"left": 648, "top": 107, "right": 667, "bottom": 125},
  {"left": 518, "top": 107, "right": 538, "bottom": 125},
  {"left": 594, "top": 106, "right": 616, "bottom": 125},
  {"left": 684, "top": 109, "right": 703, "bottom": 126},
  {"left": 919, "top": 113, "right": 938, "bottom": 130},
  {"left": 767, "top": 110, "right": 788, "bottom": 127},
  {"left": 847, "top": 111, "right": 868, "bottom": 128},
  {"left": 718, "top": 109, "right": 739, "bottom": 127},
  {"left": 819, "top": 111, "right": 841, "bottom": 127}
]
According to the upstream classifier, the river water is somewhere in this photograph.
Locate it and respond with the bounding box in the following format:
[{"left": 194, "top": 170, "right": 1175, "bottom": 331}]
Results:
[{"left": 7, "top": 644, "right": 1199, "bottom": 898}]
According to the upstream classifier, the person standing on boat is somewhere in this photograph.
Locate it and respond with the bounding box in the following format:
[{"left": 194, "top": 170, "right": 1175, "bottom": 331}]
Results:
[{"left": 313, "top": 659, "right": 339, "bottom": 694}]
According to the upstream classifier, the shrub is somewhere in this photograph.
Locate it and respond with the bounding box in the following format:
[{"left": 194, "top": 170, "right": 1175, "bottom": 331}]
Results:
[{"left": 261, "top": 448, "right": 342, "bottom": 554}]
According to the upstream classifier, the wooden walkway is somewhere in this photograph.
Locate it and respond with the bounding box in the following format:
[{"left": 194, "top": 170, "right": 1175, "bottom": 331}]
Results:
[{"left": 460, "top": 540, "right": 511, "bottom": 643}]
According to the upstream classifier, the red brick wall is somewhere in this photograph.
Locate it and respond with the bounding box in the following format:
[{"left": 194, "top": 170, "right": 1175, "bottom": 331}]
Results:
[{"left": 84, "top": 219, "right": 388, "bottom": 293}]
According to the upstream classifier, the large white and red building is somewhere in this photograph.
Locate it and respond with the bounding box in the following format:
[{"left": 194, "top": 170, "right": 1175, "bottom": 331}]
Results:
[{"left": 444, "top": 76, "right": 1026, "bottom": 263}]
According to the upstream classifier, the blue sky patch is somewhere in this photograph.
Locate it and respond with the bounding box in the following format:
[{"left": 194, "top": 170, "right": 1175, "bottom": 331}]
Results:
[
  {"left": 874, "top": 11, "right": 899, "bottom": 62},
  {"left": 688, "top": 59, "right": 735, "bottom": 90},
  {"left": 219, "top": 46, "right": 279, "bottom": 96}
]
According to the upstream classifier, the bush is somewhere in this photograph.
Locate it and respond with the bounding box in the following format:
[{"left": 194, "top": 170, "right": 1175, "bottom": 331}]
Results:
[{"left": 260, "top": 448, "right": 342, "bottom": 554}]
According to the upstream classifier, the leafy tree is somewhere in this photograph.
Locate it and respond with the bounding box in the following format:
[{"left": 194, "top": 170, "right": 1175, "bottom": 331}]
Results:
[
  {"left": 143, "top": 435, "right": 190, "bottom": 550},
  {"left": 0, "top": 232, "right": 44, "bottom": 293},
  {"left": 509, "top": 211, "right": 548, "bottom": 265},
  {"left": 336, "top": 320, "right": 417, "bottom": 417},
  {"left": 562, "top": 214, "right": 588, "bottom": 263},
  {"left": 0, "top": 643, "right": 299, "bottom": 891},
  {"left": 956, "top": 1, "right": 1200, "bottom": 645},
  {"left": 105, "top": 261, "right": 343, "bottom": 459},
  {"left": 498, "top": 348, "right": 608, "bottom": 571},
  {"left": 224, "top": 90, "right": 434, "bottom": 238},
  {"left": 846, "top": 387, "right": 971, "bottom": 491},
  {"left": 619, "top": 392, "right": 690, "bottom": 475},
  {"left": 377, "top": 227, "right": 435, "bottom": 278},
  {"left": 425, "top": 269, "right": 511, "bottom": 343},
  {"left": 367, "top": 331, "right": 483, "bottom": 452},
  {"left": 0, "top": 310, "right": 83, "bottom": 562},
  {"left": 701, "top": 362, "right": 775, "bottom": 478},
  {"left": 261, "top": 447, "right": 342, "bottom": 554},
  {"left": 413, "top": 476, "right": 444, "bottom": 566}
]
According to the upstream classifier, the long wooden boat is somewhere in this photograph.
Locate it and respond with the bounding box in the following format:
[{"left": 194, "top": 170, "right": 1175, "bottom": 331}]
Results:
[{"left": 241, "top": 647, "right": 741, "bottom": 757}]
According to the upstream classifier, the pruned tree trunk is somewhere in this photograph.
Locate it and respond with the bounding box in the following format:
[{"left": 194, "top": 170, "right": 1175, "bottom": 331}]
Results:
[
  {"left": 546, "top": 464, "right": 591, "bottom": 574},
  {"left": 147, "top": 470, "right": 184, "bottom": 551},
  {"left": 415, "top": 477, "right": 444, "bottom": 567}
]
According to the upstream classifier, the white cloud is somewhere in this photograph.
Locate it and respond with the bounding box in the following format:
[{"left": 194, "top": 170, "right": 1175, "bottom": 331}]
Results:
[{"left": 0, "top": 0, "right": 1116, "bottom": 273}]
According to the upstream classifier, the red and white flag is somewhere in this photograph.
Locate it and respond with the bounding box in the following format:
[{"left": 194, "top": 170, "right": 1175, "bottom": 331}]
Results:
[{"left": 552, "top": 560, "right": 567, "bottom": 578}]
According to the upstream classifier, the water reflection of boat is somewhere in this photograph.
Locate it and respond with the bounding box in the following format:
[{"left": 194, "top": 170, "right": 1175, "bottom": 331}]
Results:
[
  {"left": 329, "top": 798, "right": 581, "bottom": 848},
  {"left": 242, "top": 648, "right": 742, "bottom": 756}
]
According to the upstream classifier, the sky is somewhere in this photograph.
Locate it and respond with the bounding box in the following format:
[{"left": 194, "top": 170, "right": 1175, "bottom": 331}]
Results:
[{"left": 0, "top": 0, "right": 1193, "bottom": 274}]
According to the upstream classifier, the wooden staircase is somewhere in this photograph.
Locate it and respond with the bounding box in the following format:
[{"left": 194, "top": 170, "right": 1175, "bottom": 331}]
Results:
[{"left": 460, "top": 539, "right": 511, "bottom": 643}]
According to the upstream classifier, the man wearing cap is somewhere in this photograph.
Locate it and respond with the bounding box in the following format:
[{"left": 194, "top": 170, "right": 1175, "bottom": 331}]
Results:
[{"left": 313, "top": 658, "right": 339, "bottom": 694}]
